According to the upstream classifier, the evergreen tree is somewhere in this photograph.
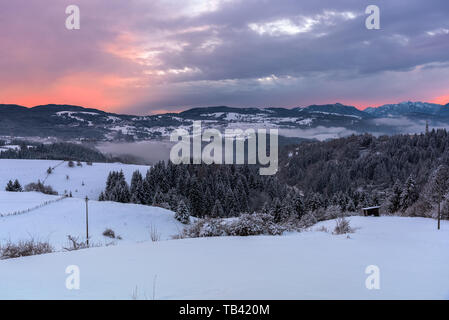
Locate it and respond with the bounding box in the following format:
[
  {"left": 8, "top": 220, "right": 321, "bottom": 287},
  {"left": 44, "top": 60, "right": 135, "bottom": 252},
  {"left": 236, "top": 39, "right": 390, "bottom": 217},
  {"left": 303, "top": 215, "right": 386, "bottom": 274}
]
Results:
[
  {"left": 387, "top": 180, "right": 402, "bottom": 213},
  {"left": 5, "top": 179, "right": 22, "bottom": 192},
  {"left": 130, "top": 170, "right": 145, "bottom": 204},
  {"left": 189, "top": 181, "right": 204, "bottom": 217},
  {"left": 223, "top": 189, "right": 237, "bottom": 217},
  {"left": 270, "top": 197, "right": 283, "bottom": 223},
  {"left": 291, "top": 193, "right": 305, "bottom": 219},
  {"left": 400, "top": 175, "right": 419, "bottom": 210},
  {"left": 175, "top": 200, "right": 190, "bottom": 224},
  {"left": 211, "top": 199, "right": 224, "bottom": 218},
  {"left": 5, "top": 180, "right": 14, "bottom": 192}
]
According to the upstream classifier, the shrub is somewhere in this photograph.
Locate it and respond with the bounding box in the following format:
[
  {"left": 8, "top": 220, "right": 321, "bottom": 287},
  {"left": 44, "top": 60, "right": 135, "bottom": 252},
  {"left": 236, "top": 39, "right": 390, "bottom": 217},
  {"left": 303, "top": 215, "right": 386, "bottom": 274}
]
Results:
[
  {"left": 333, "top": 217, "right": 353, "bottom": 235},
  {"left": 403, "top": 199, "right": 433, "bottom": 218},
  {"left": 182, "top": 213, "right": 285, "bottom": 238},
  {"left": 149, "top": 224, "right": 160, "bottom": 242},
  {"left": 102, "top": 228, "right": 116, "bottom": 239},
  {"left": 68, "top": 160, "right": 75, "bottom": 168},
  {"left": 299, "top": 212, "right": 318, "bottom": 228},
  {"left": 228, "top": 213, "right": 284, "bottom": 236},
  {"left": 182, "top": 218, "right": 227, "bottom": 238},
  {"left": 24, "top": 180, "right": 58, "bottom": 195},
  {"left": 0, "top": 240, "right": 53, "bottom": 259},
  {"left": 63, "top": 235, "right": 89, "bottom": 251}
]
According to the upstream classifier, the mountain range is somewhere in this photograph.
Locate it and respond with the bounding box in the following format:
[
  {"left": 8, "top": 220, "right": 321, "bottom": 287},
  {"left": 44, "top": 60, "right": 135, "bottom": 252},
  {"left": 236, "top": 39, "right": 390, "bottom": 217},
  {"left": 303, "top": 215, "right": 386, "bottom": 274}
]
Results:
[{"left": 1, "top": 101, "right": 448, "bottom": 142}]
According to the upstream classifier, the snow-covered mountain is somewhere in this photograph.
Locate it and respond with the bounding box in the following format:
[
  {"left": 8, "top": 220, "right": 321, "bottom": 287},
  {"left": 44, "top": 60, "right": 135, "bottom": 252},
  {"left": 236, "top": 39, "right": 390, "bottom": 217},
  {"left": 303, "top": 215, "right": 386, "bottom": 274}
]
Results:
[
  {"left": 364, "top": 101, "right": 447, "bottom": 117},
  {"left": 1, "top": 101, "right": 449, "bottom": 142}
]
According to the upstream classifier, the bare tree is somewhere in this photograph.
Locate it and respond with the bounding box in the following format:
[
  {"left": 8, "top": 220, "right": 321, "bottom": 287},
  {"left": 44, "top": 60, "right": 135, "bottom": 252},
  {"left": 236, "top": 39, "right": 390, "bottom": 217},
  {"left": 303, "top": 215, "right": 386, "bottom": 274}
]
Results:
[{"left": 428, "top": 165, "right": 449, "bottom": 230}]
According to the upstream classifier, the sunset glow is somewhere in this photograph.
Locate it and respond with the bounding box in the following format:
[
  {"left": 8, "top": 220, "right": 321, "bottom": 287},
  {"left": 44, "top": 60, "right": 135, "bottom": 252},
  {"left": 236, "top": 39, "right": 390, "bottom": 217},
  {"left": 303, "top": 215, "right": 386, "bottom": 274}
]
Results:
[{"left": 1, "top": 0, "right": 448, "bottom": 114}]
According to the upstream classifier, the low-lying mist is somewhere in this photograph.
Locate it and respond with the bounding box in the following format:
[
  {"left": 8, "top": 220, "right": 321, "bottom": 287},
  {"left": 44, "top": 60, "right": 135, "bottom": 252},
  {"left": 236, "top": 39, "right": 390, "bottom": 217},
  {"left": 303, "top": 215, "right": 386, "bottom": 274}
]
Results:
[{"left": 97, "top": 140, "right": 174, "bottom": 165}]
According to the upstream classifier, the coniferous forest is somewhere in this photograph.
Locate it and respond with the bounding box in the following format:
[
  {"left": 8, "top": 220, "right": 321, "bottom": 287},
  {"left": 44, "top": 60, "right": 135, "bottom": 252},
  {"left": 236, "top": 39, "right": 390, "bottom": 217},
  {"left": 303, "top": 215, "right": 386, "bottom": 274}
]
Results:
[{"left": 100, "top": 129, "right": 449, "bottom": 223}]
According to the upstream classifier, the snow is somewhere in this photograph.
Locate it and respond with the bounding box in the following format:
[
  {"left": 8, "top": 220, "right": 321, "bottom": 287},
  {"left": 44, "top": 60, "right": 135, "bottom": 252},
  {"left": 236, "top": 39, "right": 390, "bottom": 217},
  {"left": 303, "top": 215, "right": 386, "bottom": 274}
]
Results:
[
  {"left": 0, "top": 191, "right": 182, "bottom": 250},
  {"left": 0, "top": 216, "right": 447, "bottom": 299},
  {"left": 0, "top": 145, "right": 21, "bottom": 152},
  {"left": 0, "top": 159, "right": 149, "bottom": 200},
  {"left": 0, "top": 192, "right": 60, "bottom": 216}
]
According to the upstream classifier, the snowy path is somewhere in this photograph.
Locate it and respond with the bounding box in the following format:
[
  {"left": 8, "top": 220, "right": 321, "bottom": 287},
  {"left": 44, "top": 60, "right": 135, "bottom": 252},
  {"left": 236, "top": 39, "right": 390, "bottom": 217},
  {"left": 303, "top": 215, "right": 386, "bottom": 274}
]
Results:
[{"left": 0, "top": 216, "right": 447, "bottom": 299}]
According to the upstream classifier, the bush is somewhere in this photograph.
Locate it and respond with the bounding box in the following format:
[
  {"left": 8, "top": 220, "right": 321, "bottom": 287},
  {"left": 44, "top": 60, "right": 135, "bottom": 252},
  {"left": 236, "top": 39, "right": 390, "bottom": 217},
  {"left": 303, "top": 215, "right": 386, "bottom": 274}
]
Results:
[
  {"left": 102, "top": 228, "right": 116, "bottom": 239},
  {"left": 182, "top": 213, "right": 285, "bottom": 238},
  {"left": 149, "top": 224, "right": 160, "bottom": 242},
  {"left": 403, "top": 199, "right": 433, "bottom": 218},
  {"left": 24, "top": 180, "right": 58, "bottom": 195},
  {"left": 68, "top": 160, "right": 75, "bottom": 168},
  {"left": 63, "top": 235, "right": 89, "bottom": 251},
  {"left": 181, "top": 218, "right": 228, "bottom": 238},
  {"left": 299, "top": 212, "right": 318, "bottom": 228},
  {"left": 333, "top": 217, "right": 353, "bottom": 235},
  {"left": 228, "top": 213, "right": 285, "bottom": 236},
  {"left": 0, "top": 240, "right": 53, "bottom": 259}
]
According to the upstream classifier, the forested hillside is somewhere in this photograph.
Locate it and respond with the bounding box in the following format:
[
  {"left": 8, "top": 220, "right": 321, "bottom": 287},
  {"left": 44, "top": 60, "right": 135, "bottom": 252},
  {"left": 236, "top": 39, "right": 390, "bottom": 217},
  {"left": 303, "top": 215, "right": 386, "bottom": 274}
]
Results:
[
  {"left": 100, "top": 129, "right": 449, "bottom": 222},
  {"left": 0, "top": 141, "right": 107, "bottom": 162}
]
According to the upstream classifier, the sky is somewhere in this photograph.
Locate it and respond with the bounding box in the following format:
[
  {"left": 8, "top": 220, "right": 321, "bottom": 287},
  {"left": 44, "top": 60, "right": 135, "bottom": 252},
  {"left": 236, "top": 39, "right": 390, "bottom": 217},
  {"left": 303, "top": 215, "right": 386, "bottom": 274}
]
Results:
[{"left": 0, "top": 0, "right": 448, "bottom": 115}]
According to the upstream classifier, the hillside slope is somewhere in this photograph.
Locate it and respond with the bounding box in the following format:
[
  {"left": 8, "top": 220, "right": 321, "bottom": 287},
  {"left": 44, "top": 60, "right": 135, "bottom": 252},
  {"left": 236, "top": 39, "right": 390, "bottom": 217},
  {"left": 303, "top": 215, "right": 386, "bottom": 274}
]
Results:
[
  {"left": 0, "top": 191, "right": 182, "bottom": 250},
  {"left": 0, "top": 216, "right": 447, "bottom": 299},
  {"left": 0, "top": 159, "right": 148, "bottom": 200}
]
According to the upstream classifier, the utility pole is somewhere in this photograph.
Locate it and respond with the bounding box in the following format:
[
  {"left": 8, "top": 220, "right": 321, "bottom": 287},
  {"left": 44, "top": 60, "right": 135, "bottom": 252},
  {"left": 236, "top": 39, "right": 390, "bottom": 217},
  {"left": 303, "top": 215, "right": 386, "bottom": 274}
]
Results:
[
  {"left": 85, "top": 196, "right": 89, "bottom": 246},
  {"left": 438, "top": 192, "right": 441, "bottom": 230}
]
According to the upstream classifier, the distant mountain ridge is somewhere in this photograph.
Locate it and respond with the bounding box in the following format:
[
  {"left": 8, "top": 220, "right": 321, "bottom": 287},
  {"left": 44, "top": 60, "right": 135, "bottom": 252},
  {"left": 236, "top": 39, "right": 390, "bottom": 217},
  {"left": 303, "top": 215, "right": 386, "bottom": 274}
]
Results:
[{"left": 0, "top": 101, "right": 448, "bottom": 142}]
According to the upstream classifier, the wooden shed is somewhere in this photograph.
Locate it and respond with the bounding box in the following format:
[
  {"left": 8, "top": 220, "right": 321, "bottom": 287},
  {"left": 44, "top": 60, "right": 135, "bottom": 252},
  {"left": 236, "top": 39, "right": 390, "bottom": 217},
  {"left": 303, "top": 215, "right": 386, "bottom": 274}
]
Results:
[{"left": 362, "top": 206, "right": 380, "bottom": 217}]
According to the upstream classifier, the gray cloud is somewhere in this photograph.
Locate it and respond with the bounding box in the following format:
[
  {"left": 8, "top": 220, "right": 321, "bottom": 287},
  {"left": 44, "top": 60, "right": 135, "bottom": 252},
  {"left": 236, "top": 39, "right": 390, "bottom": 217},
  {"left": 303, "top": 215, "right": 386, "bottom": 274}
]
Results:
[{"left": 1, "top": 0, "right": 449, "bottom": 113}]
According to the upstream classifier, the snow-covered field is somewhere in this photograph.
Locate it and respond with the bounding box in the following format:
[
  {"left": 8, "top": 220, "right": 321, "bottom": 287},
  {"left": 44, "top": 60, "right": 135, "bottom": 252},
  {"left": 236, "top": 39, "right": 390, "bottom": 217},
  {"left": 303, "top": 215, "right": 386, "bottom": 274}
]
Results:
[
  {"left": 0, "top": 215, "right": 447, "bottom": 299},
  {"left": 0, "top": 160, "right": 447, "bottom": 299},
  {"left": 0, "top": 191, "right": 183, "bottom": 250},
  {"left": 0, "top": 159, "right": 149, "bottom": 200}
]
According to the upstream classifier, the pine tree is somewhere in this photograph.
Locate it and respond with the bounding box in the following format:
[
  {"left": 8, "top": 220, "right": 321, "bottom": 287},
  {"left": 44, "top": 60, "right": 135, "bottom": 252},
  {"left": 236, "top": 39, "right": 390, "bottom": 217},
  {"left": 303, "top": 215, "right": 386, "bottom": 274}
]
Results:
[
  {"left": 175, "top": 200, "right": 190, "bottom": 224},
  {"left": 291, "top": 193, "right": 305, "bottom": 219},
  {"left": 400, "top": 175, "right": 419, "bottom": 210},
  {"left": 270, "top": 197, "right": 283, "bottom": 222},
  {"left": 152, "top": 190, "right": 165, "bottom": 207},
  {"left": 387, "top": 180, "right": 402, "bottom": 213},
  {"left": 130, "top": 170, "right": 145, "bottom": 204},
  {"left": 5, "top": 180, "right": 14, "bottom": 192},
  {"left": 223, "top": 189, "right": 237, "bottom": 217},
  {"left": 211, "top": 199, "right": 224, "bottom": 218},
  {"left": 189, "top": 181, "right": 204, "bottom": 217}
]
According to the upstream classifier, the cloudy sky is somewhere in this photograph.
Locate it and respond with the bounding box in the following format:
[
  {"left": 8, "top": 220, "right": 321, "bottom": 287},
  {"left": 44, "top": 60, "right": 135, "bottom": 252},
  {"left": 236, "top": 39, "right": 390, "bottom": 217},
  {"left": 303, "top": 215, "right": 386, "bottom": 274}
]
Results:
[{"left": 1, "top": 0, "right": 448, "bottom": 114}]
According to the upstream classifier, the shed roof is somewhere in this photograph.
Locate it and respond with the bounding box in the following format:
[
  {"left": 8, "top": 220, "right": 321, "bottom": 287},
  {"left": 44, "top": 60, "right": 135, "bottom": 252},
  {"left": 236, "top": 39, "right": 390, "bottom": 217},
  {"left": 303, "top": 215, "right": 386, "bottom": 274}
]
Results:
[{"left": 362, "top": 206, "right": 381, "bottom": 210}]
